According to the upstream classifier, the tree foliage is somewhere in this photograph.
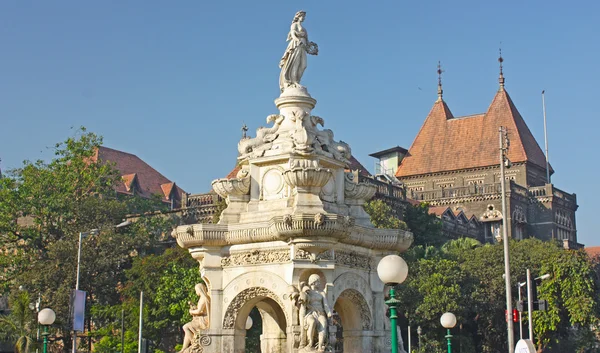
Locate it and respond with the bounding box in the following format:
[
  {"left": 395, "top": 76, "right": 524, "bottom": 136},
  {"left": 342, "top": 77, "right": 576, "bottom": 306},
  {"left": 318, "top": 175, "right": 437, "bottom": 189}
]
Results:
[
  {"left": 396, "top": 238, "right": 600, "bottom": 353},
  {"left": 364, "top": 199, "right": 407, "bottom": 230},
  {"left": 0, "top": 128, "right": 178, "bottom": 353},
  {"left": 0, "top": 291, "right": 38, "bottom": 353}
]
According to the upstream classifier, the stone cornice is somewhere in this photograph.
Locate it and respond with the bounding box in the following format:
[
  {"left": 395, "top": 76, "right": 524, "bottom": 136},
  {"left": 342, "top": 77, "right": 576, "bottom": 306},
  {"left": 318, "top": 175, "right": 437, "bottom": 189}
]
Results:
[{"left": 173, "top": 213, "right": 413, "bottom": 252}]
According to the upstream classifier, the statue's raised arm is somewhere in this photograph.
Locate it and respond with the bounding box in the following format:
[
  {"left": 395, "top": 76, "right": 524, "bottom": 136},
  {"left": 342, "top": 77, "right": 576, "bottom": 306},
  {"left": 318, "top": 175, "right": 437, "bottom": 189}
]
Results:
[{"left": 279, "top": 11, "right": 318, "bottom": 93}]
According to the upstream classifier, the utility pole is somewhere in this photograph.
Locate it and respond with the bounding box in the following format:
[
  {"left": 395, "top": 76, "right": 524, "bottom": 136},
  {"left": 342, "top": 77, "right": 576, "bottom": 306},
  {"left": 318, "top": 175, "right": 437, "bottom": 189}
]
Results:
[
  {"left": 138, "top": 292, "right": 143, "bottom": 353},
  {"left": 542, "top": 90, "right": 550, "bottom": 184},
  {"left": 121, "top": 309, "right": 125, "bottom": 353},
  {"left": 499, "top": 126, "right": 515, "bottom": 353}
]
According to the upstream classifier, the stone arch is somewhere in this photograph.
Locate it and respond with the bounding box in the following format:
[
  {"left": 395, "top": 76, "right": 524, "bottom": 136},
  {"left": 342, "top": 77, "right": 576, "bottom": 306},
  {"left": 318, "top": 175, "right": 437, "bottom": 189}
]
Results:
[
  {"left": 222, "top": 286, "right": 288, "bottom": 353},
  {"left": 334, "top": 289, "right": 372, "bottom": 331},
  {"left": 222, "top": 271, "right": 291, "bottom": 325},
  {"left": 332, "top": 271, "right": 373, "bottom": 314},
  {"left": 222, "top": 286, "right": 286, "bottom": 329},
  {"left": 332, "top": 272, "right": 374, "bottom": 353}
]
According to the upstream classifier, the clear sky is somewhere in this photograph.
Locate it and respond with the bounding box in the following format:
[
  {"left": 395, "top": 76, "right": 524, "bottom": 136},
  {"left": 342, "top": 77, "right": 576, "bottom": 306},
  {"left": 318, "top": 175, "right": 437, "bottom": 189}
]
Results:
[{"left": 1, "top": 1, "right": 598, "bottom": 245}]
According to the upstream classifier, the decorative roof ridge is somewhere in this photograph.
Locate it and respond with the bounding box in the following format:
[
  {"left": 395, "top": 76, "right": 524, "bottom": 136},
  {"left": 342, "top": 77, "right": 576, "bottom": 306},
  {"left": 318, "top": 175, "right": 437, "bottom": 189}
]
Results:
[{"left": 450, "top": 113, "right": 485, "bottom": 121}]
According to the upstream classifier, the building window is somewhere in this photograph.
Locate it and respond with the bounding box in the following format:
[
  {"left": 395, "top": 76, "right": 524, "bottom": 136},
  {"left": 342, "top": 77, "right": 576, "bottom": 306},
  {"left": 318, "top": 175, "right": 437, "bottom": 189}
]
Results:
[{"left": 514, "top": 224, "right": 525, "bottom": 240}]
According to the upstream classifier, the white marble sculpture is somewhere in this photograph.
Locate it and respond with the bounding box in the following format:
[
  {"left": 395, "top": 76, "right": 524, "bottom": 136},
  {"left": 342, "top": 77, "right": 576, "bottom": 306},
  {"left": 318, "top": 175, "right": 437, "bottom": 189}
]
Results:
[
  {"left": 279, "top": 10, "right": 318, "bottom": 92},
  {"left": 172, "top": 10, "right": 415, "bottom": 353},
  {"left": 179, "top": 283, "right": 211, "bottom": 353},
  {"left": 293, "top": 274, "right": 332, "bottom": 352}
]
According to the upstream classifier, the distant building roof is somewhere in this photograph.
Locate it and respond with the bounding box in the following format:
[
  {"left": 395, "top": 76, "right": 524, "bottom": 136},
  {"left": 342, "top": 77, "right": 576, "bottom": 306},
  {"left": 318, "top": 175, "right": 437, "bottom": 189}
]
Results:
[
  {"left": 92, "top": 146, "right": 186, "bottom": 205},
  {"left": 396, "top": 88, "right": 552, "bottom": 177},
  {"left": 369, "top": 146, "right": 408, "bottom": 159},
  {"left": 585, "top": 246, "right": 600, "bottom": 259}
]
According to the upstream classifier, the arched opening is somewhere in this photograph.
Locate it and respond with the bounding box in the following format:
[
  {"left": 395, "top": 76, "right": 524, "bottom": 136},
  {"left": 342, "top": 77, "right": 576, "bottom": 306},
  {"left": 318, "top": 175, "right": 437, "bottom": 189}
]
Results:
[
  {"left": 333, "top": 289, "right": 373, "bottom": 353},
  {"left": 224, "top": 287, "right": 287, "bottom": 353}
]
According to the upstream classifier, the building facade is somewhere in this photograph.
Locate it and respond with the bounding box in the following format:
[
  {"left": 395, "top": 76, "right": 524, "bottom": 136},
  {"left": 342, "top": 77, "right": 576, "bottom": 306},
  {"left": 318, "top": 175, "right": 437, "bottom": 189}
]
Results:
[{"left": 384, "top": 71, "right": 580, "bottom": 247}]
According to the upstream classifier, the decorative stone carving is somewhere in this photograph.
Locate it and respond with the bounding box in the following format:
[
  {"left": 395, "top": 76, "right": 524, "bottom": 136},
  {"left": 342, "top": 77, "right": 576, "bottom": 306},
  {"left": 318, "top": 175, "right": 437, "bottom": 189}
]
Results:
[
  {"left": 211, "top": 175, "right": 250, "bottom": 198},
  {"left": 223, "top": 287, "right": 286, "bottom": 329},
  {"left": 288, "top": 274, "right": 332, "bottom": 352},
  {"left": 221, "top": 249, "right": 291, "bottom": 267},
  {"left": 335, "top": 250, "right": 372, "bottom": 270},
  {"left": 180, "top": 332, "right": 211, "bottom": 353},
  {"left": 179, "top": 283, "right": 211, "bottom": 353},
  {"left": 261, "top": 167, "right": 286, "bottom": 200},
  {"left": 283, "top": 166, "right": 331, "bottom": 188},
  {"left": 344, "top": 171, "right": 378, "bottom": 226},
  {"left": 314, "top": 129, "right": 351, "bottom": 163},
  {"left": 319, "top": 176, "right": 336, "bottom": 203},
  {"left": 344, "top": 172, "right": 377, "bottom": 201},
  {"left": 279, "top": 11, "right": 318, "bottom": 93},
  {"left": 295, "top": 249, "right": 333, "bottom": 262},
  {"left": 314, "top": 213, "right": 325, "bottom": 227},
  {"left": 237, "top": 114, "right": 285, "bottom": 161},
  {"left": 480, "top": 204, "right": 503, "bottom": 222}
]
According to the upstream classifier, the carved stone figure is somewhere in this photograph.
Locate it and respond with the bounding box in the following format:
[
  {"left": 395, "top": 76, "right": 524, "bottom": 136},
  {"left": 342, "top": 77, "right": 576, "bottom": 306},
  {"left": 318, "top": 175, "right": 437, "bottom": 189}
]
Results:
[
  {"left": 298, "top": 274, "right": 332, "bottom": 352},
  {"left": 237, "top": 114, "right": 285, "bottom": 160},
  {"left": 279, "top": 11, "right": 318, "bottom": 92},
  {"left": 180, "top": 283, "right": 210, "bottom": 353}
]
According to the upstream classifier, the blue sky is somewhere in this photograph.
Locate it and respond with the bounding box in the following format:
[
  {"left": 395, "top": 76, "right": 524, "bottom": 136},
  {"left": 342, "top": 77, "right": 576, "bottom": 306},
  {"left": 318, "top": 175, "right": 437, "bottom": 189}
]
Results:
[{"left": 1, "top": 1, "right": 598, "bottom": 245}]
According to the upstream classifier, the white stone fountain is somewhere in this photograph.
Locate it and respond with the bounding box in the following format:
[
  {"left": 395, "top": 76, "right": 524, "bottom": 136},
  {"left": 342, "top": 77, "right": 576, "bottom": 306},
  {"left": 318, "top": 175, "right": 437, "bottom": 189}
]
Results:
[{"left": 172, "top": 10, "right": 412, "bottom": 353}]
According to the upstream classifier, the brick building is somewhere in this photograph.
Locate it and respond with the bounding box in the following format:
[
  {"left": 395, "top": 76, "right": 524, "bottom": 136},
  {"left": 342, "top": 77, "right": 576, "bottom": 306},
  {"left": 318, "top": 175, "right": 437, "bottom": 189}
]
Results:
[{"left": 371, "top": 64, "right": 580, "bottom": 247}]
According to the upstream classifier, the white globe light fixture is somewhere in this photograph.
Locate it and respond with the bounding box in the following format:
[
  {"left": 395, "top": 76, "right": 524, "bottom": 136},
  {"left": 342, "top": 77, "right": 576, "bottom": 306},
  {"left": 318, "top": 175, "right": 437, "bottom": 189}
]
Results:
[
  {"left": 440, "top": 312, "right": 456, "bottom": 329},
  {"left": 245, "top": 316, "right": 253, "bottom": 330},
  {"left": 377, "top": 255, "right": 409, "bottom": 353},
  {"left": 38, "top": 308, "right": 56, "bottom": 353},
  {"left": 38, "top": 308, "right": 56, "bottom": 326},
  {"left": 440, "top": 312, "right": 457, "bottom": 353},
  {"left": 377, "top": 255, "right": 408, "bottom": 285}
]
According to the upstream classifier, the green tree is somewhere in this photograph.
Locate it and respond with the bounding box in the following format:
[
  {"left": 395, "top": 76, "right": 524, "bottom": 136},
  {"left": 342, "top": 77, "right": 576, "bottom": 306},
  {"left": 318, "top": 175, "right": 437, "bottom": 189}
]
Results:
[
  {"left": 364, "top": 199, "right": 408, "bottom": 230},
  {"left": 92, "top": 247, "right": 202, "bottom": 353},
  {"left": 403, "top": 202, "right": 445, "bottom": 247},
  {"left": 0, "top": 128, "right": 178, "bottom": 353},
  {"left": 0, "top": 291, "right": 37, "bottom": 353}
]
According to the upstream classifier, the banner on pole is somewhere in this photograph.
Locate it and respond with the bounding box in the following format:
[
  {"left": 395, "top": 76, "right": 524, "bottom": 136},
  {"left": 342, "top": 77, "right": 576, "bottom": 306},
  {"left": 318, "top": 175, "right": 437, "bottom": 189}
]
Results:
[{"left": 71, "top": 289, "right": 86, "bottom": 332}]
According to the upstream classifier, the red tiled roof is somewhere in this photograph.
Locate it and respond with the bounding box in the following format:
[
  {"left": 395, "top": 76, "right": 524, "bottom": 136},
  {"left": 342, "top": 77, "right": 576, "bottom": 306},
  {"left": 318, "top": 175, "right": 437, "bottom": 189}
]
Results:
[
  {"left": 121, "top": 173, "right": 138, "bottom": 192},
  {"left": 93, "top": 146, "right": 186, "bottom": 202},
  {"left": 347, "top": 156, "right": 372, "bottom": 177},
  {"left": 428, "top": 206, "right": 450, "bottom": 217},
  {"left": 396, "top": 89, "right": 552, "bottom": 177},
  {"left": 585, "top": 246, "right": 600, "bottom": 259}
]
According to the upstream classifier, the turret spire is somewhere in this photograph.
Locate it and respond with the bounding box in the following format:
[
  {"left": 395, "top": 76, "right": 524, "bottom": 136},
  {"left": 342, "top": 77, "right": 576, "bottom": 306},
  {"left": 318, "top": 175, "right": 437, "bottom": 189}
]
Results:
[
  {"left": 498, "top": 47, "right": 505, "bottom": 90},
  {"left": 437, "top": 61, "right": 444, "bottom": 101}
]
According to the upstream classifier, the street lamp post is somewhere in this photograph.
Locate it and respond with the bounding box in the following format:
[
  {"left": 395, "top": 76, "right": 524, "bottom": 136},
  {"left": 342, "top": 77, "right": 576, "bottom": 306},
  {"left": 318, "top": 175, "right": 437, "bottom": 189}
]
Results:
[
  {"left": 38, "top": 308, "right": 56, "bottom": 353},
  {"left": 499, "top": 126, "right": 515, "bottom": 353},
  {"left": 440, "top": 312, "right": 457, "bottom": 353},
  {"left": 377, "top": 255, "right": 409, "bottom": 353},
  {"left": 417, "top": 326, "right": 422, "bottom": 350},
  {"left": 73, "top": 229, "right": 98, "bottom": 353}
]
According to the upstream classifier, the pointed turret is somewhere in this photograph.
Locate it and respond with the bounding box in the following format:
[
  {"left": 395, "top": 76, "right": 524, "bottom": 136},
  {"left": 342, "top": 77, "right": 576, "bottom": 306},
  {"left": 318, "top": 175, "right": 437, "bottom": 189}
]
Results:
[{"left": 396, "top": 58, "right": 552, "bottom": 178}]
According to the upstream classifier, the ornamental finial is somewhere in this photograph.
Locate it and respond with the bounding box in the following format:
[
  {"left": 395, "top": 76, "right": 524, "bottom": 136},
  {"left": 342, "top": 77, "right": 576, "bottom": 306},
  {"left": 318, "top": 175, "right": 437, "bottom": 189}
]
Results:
[
  {"left": 498, "top": 47, "right": 505, "bottom": 89},
  {"left": 437, "top": 61, "right": 444, "bottom": 101}
]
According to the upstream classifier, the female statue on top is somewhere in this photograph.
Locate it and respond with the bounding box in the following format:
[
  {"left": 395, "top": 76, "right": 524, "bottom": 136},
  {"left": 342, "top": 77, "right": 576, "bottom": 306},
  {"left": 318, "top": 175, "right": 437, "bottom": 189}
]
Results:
[{"left": 279, "top": 11, "right": 318, "bottom": 92}]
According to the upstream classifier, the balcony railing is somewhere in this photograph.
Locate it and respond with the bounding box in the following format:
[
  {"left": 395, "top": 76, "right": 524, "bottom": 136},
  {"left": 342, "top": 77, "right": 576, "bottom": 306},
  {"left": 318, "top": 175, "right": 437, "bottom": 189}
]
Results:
[
  {"left": 358, "top": 174, "right": 406, "bottom": 200},
  {"left": 411, "top": 183, "right": 502, "bottom": 201},
  {"left": 528, "top": 184, "right": 577, "bottom": 205},
  {"left": 182, "top": 192, "right": 222, "bottom": 208}
]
